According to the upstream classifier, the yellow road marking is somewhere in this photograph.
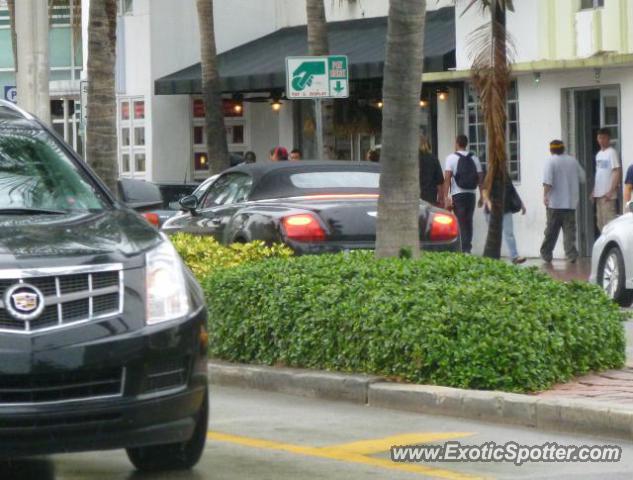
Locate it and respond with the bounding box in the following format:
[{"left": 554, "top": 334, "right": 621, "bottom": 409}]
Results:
[
  {"left": 325, "top": 432, "right": 475, "bottom": 455},
  {"left": 207, "top": 431, "right": 489, "bottom": 480}
]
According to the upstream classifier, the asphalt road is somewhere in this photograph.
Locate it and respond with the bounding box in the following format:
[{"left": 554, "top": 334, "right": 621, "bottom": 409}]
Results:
[{"left": 3, "top": 385, "right": 633, "bottom": 480}]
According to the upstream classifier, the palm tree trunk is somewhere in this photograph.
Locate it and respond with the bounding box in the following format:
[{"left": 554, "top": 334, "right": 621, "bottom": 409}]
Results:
[
  {"left": 196, "top": 0, "right": 230, "bottom": 174},
  {"left": 481, "top": 2, "right": 508, "bottom": 259},
  {"left": 375, "top": 0, "right": 426, "bottom": 259},
  {"left": 15, "top": 0, "right": 50, "bottom": 124},
  {"left": 306, "top": 0, "right": 334, "bottom": 160},
  {"left": 86, "top": 0, "right": 118, "bottom": 194}
]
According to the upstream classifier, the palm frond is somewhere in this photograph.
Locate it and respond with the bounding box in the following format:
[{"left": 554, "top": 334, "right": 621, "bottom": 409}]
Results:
[
  {"left": 467, "top": 6, "right": 514, "bottom": 191},
  {"left": 460, "top": 0, "right": 514, "bottom": 16}
]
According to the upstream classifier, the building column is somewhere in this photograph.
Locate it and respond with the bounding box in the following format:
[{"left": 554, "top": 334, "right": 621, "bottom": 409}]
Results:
[
  {"left": 437, "top": 89, "right": 457, "bottom": 166},
  {"left": 15, "top": 0, "right": 50, "bottom": 124}
]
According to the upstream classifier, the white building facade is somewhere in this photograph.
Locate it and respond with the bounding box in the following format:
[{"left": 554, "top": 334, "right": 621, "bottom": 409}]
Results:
[{"left": 450, "top": 0, "right": 633, "bottom": 258}]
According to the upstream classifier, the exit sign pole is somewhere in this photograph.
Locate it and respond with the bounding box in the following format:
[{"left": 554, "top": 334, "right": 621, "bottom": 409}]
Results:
[
  {"left": 286, "top": 56, "right": 349, "bottom": 159},
  {"left": 315, "top": 98, "right": 323, "bottom": 160}
]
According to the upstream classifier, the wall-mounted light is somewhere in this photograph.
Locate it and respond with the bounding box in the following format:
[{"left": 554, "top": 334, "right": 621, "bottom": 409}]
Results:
[
  {"left": 377, "top": 100, "right": 384, "bottom": 109},
  {"left": 419, "top": 98, "right": 429, "bottom": 108},
  {"left": 533, "top": 72, "right": 541, "bottom": 85},
  {"left": 271, "top": 99, "right": 282, "bottom": 112},
  {"left": 232, "top": 93, "right": 243, "bottom": 113},
  {"left": 594, "top": 67, "right": 602, "bottom": 83},
  {"left": 437, "top": 89, "right": 449, "bottom": 101}
]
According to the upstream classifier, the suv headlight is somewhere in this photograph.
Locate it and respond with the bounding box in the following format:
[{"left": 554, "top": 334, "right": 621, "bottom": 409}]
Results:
[{"left": 146, "top": 240, "right": 190, "bottom": 325}]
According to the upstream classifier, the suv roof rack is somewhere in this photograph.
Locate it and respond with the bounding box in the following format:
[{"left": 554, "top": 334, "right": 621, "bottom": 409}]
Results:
[{"left": 0, "top": 99, "right": 35, "bottom": 121}]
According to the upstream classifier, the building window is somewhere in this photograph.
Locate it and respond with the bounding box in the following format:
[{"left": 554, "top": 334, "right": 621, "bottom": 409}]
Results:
[
  {"left": 119, "top": 0, "right": 134, "bottom": 15},
  {"left": 0, "top": 0, "right": 82, "bottom": 87},
  {"left": 463, "top": 81, "right": 521, "bottom": 181},
  {"left": 119, "top": 97, "right": 146, "bottom": 177},
  {"left": 50, "top": 98, "right": 83, "bottom": 156},
  {"left": 191, "top": 97, "right": 250, "bottom": 179},
  {"left": 49, "top": 0, "right": 83, "bottom": 82},
  {"left": 580, "top": 0, "right": 604, "bottom": 9}
]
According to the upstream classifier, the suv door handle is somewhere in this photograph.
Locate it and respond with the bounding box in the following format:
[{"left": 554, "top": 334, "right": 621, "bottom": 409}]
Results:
[{"left": 210, "top": 217, "right": 222, "bottom": 225}]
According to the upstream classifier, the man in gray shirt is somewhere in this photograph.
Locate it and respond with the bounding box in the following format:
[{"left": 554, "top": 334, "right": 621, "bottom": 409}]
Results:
[{"left": 541, "top": 140, "right": 586, "bottom": 263}]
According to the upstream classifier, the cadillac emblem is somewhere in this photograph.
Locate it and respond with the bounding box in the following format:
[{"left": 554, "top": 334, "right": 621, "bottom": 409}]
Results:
[{"left": 4, "top": 283, "right": 45, "bottom": 321}]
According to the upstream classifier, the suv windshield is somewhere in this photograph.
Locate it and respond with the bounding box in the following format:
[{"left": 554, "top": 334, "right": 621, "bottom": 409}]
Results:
[{"left": 0, "top": 128, "right": 107, "bottom": 213}]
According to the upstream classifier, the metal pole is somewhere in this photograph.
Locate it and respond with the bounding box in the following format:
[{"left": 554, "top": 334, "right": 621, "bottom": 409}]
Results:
[{"left": 315, "top": 98, "right": 324, "bottom": 160}]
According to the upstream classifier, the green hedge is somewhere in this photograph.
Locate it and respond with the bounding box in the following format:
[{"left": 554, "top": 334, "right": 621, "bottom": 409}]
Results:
[
  {"left": 171, "top": 233, "right": 293, "bottom": 278},
  {"left": 200, "top": 251, "right": 625, "bottom": 393}
]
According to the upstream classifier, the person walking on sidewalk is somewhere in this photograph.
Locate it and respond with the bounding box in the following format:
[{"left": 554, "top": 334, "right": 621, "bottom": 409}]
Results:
[
  {"left": 482, "top": 171, "right": 527, "bottom": 264},
  {"left": 592, "top": 128, "right": 621, "bottom": 231},
  {"left": 443, "top": 135, "right": 484, "bottom": 254},
  {"left": 540, "top": 140, "right": 586, "bottom": 264},
  {"left": 418, "top": 136, "right": 444, "bottom": 205}
]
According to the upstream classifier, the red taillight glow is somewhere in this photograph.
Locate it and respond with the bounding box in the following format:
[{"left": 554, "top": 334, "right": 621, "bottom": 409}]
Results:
[
  {"left": 429, "top": 213, "right": 459, "bottom": 241},
  {"left": 282, "top": 214, "right": 326, "bottom": 242},
  {"left": 143, "top": 212, "right": 160, "bottom": 227}
]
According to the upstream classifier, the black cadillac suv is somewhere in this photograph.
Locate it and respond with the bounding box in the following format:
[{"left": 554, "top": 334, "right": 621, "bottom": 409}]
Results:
[{"left": 0, "top": 101, "right": 208, "bottom": 471}]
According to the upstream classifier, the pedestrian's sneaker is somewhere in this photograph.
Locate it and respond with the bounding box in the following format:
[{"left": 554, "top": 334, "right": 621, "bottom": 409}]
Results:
[
  {"left": 512, "top": 256, "right": 527, "bottom": 265},
  {"left": 541, "top": 255, "right": 553, "bottom": 264}
]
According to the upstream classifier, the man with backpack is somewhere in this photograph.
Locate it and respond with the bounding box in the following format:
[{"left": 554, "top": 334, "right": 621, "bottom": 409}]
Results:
[{"left": 443, "top": 135, "right": 484, "bottom": 253}]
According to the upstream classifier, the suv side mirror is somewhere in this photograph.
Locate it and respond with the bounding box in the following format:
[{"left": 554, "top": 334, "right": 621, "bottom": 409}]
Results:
[
  {"left": 628, "top": 200, "right": 633, "bottom": 214},
  {"left": 179, "top": 195, "right": 199, "bottom": 213}
]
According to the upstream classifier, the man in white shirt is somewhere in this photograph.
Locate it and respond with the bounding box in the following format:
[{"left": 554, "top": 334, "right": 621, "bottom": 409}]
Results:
[
  {"left": 592, "top": 128, "right": 621, "bottom": 231},
  {"left": 443, "top": 135, "right": 484, "bottom": 254},
  {"left": 541, "top": 140, "right": 586, "bottom": 263}
]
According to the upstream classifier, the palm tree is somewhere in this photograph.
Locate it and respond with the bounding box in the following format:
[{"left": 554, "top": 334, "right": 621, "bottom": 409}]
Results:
[
  {"left": 375, "top": 0, "right": 426, "bottom": 258},
  {"left": 306, "top": 0, "right": 334, "bottom": 159},
  {"left": 85, "top": 0, "right": 119, "bottom": 193},
  {"left": 465, "top": 0, "right": 514, "bottom": 259},
  {"left": 196, "top": 0, "right": 230, "bottom": 174}
]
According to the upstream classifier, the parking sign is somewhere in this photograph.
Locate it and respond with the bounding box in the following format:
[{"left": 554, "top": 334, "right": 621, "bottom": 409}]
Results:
[
  {"left": 4, "top": 86, "right": 17, "bottom": 103},
  {"left": 285, "top": 56, "right": 349, "bottom": 99}
]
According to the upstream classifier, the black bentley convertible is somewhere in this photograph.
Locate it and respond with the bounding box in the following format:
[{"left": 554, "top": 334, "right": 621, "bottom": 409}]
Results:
[{"left": 161, "top": 161, "right": 461, "bottom": 254}]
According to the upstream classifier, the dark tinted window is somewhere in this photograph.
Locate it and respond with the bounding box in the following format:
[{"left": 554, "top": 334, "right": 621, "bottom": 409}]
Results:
[{"left": 0, "top": 128, "right": 106, "bottom": 211}]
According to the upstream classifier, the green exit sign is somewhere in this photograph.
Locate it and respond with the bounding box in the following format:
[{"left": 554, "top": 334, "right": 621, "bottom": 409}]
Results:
[{"left": 286, "top": 56, "right": 349, "bottom": 99}]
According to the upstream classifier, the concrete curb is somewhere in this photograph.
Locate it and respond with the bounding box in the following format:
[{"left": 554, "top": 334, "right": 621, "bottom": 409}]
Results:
[
  {"left": 208, "top": 361, "right": 633, "bottom": 440},
  {"left": 209, "top": 360, "right": 382, "bottom": 405}
]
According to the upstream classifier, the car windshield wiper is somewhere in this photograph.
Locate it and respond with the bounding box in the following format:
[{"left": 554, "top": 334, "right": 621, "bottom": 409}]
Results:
[{"left": 0, "top": 207, "right": 67, "bottom": 215}]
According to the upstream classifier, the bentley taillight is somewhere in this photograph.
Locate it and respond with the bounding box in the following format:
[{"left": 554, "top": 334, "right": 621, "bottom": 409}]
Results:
[
  {"left": 281, "top": 214, "right": 326, "bottom": 242},
  {"left": 429, "top": 213, "right": 459, "bottom": 241},
  {"left": 143, "top": 212, "right": 160, "bottom": 227}
]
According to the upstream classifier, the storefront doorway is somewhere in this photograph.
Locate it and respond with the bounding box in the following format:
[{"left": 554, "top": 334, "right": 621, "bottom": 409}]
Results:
[{"left": 563, "top": 86, "right": 621, "bottom": 257}]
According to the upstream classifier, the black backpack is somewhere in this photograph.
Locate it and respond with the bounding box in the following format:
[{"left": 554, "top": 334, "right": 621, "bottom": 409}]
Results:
[{"left": 454, "top": 153, "right": 479, "bottom": 190}]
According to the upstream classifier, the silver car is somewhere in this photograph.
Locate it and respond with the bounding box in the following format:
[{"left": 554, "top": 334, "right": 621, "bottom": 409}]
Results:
[{"left": 590, "top": 202, "right": 633, "bottom": 307}]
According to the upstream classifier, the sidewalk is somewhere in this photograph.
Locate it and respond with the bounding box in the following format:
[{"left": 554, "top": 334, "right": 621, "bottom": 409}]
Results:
[
  {"left": 537, "top": 367, "right": 633, "bottom": 406},
  {"left": 523, "top": 257, "right": 592, "bottom": 283}
]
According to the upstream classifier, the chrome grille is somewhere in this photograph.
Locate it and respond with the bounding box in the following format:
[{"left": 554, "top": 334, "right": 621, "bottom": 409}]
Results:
[{"left": 0, "top": 264, "right": 123, "bottom": 334}]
